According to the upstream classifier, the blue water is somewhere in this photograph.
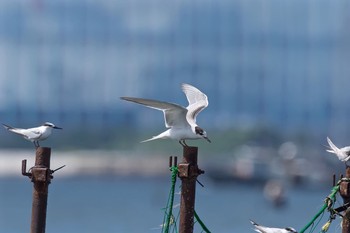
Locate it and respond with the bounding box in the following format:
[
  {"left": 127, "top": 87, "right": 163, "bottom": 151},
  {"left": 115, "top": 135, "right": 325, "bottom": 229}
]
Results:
[{"left": 0, "top": 176, "right": 342, "bottom": 233}]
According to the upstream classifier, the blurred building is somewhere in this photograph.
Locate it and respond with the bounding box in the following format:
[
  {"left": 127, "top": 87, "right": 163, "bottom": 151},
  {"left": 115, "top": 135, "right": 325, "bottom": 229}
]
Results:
[{"left": 0, "top": 0, "right": 349, "bottom": 142}]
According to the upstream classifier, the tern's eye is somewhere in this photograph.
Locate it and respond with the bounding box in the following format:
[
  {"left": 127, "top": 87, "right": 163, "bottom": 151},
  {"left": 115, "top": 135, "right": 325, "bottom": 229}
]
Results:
[{"left": 195, "top": 126, "right": 204, "bottom": 135}]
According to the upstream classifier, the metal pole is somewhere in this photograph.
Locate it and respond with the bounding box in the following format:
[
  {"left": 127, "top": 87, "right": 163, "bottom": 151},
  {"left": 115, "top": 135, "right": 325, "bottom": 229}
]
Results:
[
  {"left": 178, "top": 146, "right": 204, "bottom": 233},
  {"left": 29, "top": 147, "right": 52, "bottom": 233},
  {"left": 341, "top": 166, "right": 350, "bottom": 233}
]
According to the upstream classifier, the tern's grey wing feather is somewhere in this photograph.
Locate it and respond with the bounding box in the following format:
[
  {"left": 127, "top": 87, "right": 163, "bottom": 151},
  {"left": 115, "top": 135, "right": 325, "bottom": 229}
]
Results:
[
  {"left": 3, "top": 124, "right": 40, "bottom": 140},
  {"left": 121, "top": 97, "right": 183, "bottom": 111},
  {"left": 26, "top": 128, "right": 43, "bottom": 139},
  {"left": 181, "top": 84, "right": 208, "bottom": 125},
  {"left": 6, "top": 128, "right": 27, "bottom": 137},
  {"left": 8, "top": 128, "right": 41, "bottom": 140},
  {"left": 186, "top": 101, "right": 208, "bottom": 125},
  {"left": 163, "top": 107, "right": 189, "bottom": 128},
  {"left": 121, "top": 97, "right": 189, "bottom": 128},
  {"left": 181, "top": 83, "right": 208, "bottom": 106},
  {"left": 327, "top": 137, "right": 340, "bottom": 154}
]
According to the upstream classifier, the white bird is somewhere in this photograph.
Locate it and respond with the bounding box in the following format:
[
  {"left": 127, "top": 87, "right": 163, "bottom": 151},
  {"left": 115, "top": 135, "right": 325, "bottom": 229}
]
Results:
[
  {"left": 326, "top": 137, "right": 350, "bottom": 164},
  {"left": 121, "top": 83, "right": 211, "bottom": 147},
  {"left": 250, "top": 220, "right": 297, "bottom": 233},
  {"left": 2, "top": 122, "right": 62, "bottom": 148}
]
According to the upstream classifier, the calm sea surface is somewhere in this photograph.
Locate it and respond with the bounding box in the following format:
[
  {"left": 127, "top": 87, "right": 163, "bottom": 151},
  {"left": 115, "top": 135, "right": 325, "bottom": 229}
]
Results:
[{"left": 0, "top": 176, "right": 342, "bottom": 233}]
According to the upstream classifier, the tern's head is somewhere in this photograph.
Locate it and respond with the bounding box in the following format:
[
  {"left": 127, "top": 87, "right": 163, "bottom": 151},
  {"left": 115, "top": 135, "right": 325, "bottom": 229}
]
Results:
[
  {"left": 195, "top": 126, "right": 211, "bottom": 143},
  {"left": 43, "top": 122, "right": 62, "bottom": 130}
]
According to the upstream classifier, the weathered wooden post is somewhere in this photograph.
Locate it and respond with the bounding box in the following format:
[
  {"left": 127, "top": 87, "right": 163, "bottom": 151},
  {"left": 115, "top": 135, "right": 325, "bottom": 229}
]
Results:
[
  {"left": 22, "top": 147, "right": 52, "bottom": 233},
  {"left": 178, "top": 146, "right": 204, "bottom": 233},
  {"left": 340, "top": 166, "right": 350, "bottom": 233}
]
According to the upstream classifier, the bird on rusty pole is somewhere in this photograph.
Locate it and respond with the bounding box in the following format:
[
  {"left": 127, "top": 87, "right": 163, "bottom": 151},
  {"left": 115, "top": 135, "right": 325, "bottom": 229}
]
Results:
[
  {"left": 121, "top": 83, "right": 211, "bottom": 147},
  {"left": 326, "top": 137, "right": 350, "bottom": 165},
  {"left": 2, "top": 122, "right": 62, "bottom": 148},
  {"left": 250, "top": 220, "right": 298, "bottom": 233}
]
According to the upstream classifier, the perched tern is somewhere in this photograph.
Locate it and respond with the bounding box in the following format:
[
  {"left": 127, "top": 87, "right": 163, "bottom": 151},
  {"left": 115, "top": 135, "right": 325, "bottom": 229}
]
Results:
[
  {"left": 121, "top": 83, "right": 211, "bottom": 147},
  {"left": 2, "top": 122, "right": 62, "bottom": 148},
  {"left": 326, "top": 137, "right": 350, "bottom": 164},
  {"left": 250, "top": 220, "right": 297, "bottom": 233}
]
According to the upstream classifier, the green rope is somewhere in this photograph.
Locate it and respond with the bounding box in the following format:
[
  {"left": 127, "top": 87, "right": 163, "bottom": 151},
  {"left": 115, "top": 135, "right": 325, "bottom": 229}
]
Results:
[
  {"left": 299, "top": 184, "right": 340, "bottom": 233},
  {"left": 163, "top": 166, "right": 178, "bottom": 233},
  {"left": 162, "top": 164, "right": 211, "bottom": 233},
  {"left": 194, "top": 210, "right": 211, "bottom": 233}
]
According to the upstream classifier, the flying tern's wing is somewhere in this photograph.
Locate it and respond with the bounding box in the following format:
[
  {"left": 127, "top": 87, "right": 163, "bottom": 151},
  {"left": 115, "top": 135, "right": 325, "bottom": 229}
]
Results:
[
  {"left": 327, "top": 137, "right": 348, "bottom": 161},
  {"left": 181, "top": 83, "right": 208, "bottom": 106},
  {"left": 181, "top": 83, "right": 208, "bottom": 125},
  {"left": 121, "top": 97, "right": 188, "bottom": 128},
  {"left": 327, "top": 137, "right": 339, "bottom": 153}
]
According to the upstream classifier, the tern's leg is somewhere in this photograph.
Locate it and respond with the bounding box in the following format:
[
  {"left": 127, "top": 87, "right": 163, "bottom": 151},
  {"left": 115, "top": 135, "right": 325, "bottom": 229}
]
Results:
[
  {"left": 179, "top": 140, "right": 189, "bottom": 147},
  {"left": 183, "top": 140, "right": 189, "bottom": 147},
  {"left": 33, "top": 141, "right": 39, "bottom": 148},
  {"left": 179, "top": 140, "right": 184, "bottom": 146},
  {"left": 179, "top": 140, "right": 185, "bottom": 147}
]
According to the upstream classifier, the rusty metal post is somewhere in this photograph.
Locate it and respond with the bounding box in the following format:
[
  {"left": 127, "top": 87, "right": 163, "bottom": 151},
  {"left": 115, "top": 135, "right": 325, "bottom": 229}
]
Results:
[
  {"left": 340, "top": 166, "right": 350, "bottom": 233},
  {"left": 178, "top": 146, "right": 204, "bottom": 233},
  {"left": 26, "top": 147, "right": 52, "bottom": 233}
]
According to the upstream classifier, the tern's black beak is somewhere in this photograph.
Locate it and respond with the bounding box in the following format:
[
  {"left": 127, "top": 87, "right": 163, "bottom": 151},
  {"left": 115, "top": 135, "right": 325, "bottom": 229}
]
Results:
[
  {"left": 204, "top": 136, "right": 211, "bottom": 143},
  {"left": 53, "top": 126, "right": 63, "bottom": 130}
]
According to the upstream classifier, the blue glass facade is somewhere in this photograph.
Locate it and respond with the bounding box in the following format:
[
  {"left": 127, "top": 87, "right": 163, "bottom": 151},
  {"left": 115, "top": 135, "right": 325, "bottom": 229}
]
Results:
[{"left": 0, "top": 0, "right": 349, "bottom": 141}]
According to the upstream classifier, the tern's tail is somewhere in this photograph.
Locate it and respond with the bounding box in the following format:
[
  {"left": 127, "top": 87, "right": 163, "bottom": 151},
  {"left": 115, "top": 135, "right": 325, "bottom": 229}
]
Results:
[
  {"left": 141, "top": 138, "right": 154, "bottom": 143},
  {"left": 249, "top": 220, "right": 263, "bottom": 233},
  {"left": 140, "top": 132, "right": 167, "bottom": 143},
  {"left": 249, "top": 220, "right": 258, "bottom": 227},
  {"left": 327, "top": 137, "right": 341, "bottom": 154},
  {"left": 140, "top": 136, "right": 160, "bottom": 143},
  {"left": 2, "top": 123, "right": 14, "bottom": 131}
]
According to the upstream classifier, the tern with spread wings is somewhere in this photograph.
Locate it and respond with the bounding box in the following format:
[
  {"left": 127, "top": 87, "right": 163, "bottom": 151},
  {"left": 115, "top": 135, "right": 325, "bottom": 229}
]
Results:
[{"left": 121, "top": 83, "right": 211, "bottom": 147}]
